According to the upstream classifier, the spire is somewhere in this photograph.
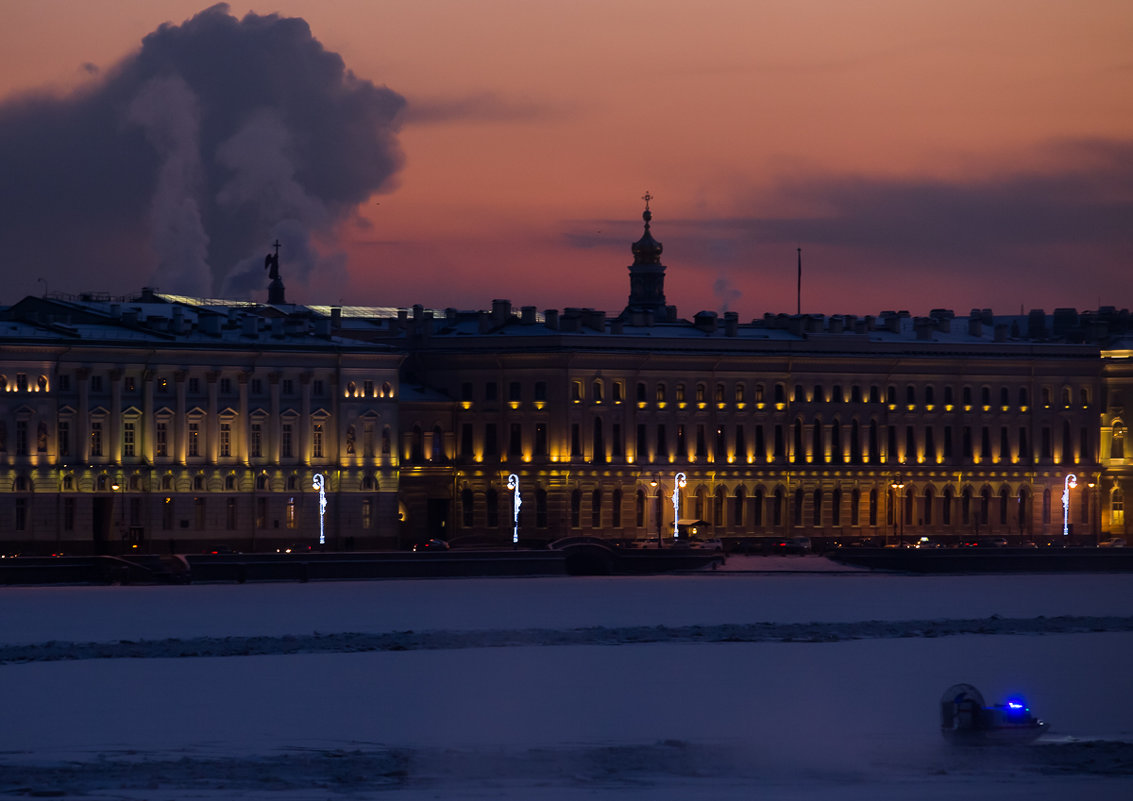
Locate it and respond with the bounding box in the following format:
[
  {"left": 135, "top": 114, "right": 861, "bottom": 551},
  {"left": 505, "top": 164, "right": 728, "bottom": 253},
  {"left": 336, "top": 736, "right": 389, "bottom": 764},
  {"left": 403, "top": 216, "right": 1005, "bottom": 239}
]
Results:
[{"left": 623, "top": 191, "right": 668, "bottom": 319}]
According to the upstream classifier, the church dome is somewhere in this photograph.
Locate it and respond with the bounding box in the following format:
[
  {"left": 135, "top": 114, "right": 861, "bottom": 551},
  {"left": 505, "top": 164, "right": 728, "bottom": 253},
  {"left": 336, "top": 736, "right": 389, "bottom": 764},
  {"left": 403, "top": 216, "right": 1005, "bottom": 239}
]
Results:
[{"left": 631, "top": 206, "right": 663, "bottom": 265}]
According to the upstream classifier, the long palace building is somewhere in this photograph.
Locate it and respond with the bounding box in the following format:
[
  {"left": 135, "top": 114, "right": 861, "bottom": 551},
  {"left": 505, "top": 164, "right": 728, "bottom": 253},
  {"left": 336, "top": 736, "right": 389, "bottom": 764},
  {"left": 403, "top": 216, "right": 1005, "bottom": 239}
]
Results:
[{"left": 1, "top": 204, "right": 1130, "bottom": 554}]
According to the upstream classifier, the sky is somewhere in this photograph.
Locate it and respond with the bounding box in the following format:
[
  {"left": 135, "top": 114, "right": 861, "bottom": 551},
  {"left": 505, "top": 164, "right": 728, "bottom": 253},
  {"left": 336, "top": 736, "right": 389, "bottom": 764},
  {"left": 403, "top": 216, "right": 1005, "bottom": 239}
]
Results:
[{"left": 1, "top": 1, "right": 1131, "bottom": 319}]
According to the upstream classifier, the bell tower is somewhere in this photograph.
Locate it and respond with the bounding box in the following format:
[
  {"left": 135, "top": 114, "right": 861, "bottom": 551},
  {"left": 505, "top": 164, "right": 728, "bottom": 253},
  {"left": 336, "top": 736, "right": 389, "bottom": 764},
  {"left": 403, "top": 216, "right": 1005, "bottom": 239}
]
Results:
[{"left": 623, "top": 192, "right": 667, "bottom": 318}]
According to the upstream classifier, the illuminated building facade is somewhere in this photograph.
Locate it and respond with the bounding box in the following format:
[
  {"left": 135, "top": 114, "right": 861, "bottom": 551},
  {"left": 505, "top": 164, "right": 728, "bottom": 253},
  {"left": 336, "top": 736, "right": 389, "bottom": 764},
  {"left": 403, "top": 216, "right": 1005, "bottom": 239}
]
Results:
[{"left": 1, "top": 207, "right": 1130, "bottom": 553}]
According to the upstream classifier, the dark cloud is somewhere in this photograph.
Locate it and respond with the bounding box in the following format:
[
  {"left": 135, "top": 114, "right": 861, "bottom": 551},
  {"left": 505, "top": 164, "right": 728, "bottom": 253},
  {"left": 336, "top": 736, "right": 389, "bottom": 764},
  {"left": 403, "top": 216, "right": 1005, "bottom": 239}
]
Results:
[
  {"left": 564, "top": 139, "right": 1132, "bottom": 313},
  {"left": 0, "top": 3, "right": 404, "bottom": 301}
]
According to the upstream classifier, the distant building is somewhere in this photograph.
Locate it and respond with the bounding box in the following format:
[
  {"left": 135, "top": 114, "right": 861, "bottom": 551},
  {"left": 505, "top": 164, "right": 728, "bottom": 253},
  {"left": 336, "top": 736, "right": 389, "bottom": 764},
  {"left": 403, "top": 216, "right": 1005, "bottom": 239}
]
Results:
[{"left": 1, "top": 205, "right": 1130, "bottom": 553}]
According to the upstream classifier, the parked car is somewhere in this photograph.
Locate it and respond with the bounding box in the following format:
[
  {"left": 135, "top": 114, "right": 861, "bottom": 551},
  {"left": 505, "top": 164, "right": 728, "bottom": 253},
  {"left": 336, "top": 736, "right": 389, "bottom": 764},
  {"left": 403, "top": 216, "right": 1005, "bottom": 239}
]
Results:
[
  {"left": 412, "top": 538, "right": 450, "bottom": 551},
  {"left": 960, "top": 537, "right": 1008, "bottom": 548},
  {"left": 773, "top": 536, "right": 812, "bottom": 555},
  {"left": 1098, "top": 537, "right": 1126, "bottom": 548}
]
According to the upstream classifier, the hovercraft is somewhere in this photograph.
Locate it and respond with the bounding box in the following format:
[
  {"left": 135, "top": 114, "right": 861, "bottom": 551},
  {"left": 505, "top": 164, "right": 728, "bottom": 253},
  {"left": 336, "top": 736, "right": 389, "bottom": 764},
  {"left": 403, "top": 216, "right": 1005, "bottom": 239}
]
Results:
[{"left": 940, "top": 683, "right": 1047, "bottom": 743}]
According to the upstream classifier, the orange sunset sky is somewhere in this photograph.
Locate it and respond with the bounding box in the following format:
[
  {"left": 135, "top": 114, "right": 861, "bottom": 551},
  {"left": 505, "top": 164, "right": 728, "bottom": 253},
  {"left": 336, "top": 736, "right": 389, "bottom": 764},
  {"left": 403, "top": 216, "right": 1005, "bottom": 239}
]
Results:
[{"left": 1, "top": 0, "right": 1130, "bottom": 318}]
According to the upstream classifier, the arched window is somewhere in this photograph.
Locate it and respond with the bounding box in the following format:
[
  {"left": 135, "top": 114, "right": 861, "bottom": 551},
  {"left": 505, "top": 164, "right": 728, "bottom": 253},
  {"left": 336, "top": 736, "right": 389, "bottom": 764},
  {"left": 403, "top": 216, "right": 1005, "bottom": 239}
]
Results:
[
  {"left": 999, "top": 486, "right": 1010, "bottom": 525},
  {"left": 773, "top": 488, "right": 784, "bottom": 526},
  {"left": 225, "top": 474, "right": 236, "bottom": 491},
  {"left": 635, "top": 488, "right": 646, "bottom": 528},
  {"left": 486, "top": 488, "right": 499, "bottom": 528},
  {"left": 591, "top": 489, "right": 602, "bottom": 528},
  {"left": 812, "top": 488, "right": 822, "bottom": 526},
  {"left": 536, "top": 487, "right": 548, "bottom": 528},
  {"left": 571, "top": 489, "right": 582, "bottom": 528},
  {"left": 361, "top": 473, "right": 376, "bottom": 491},
  {"left": 461, "top": 488, "right": 474, "bottom": 527},
  {"left": 1112, "top": 422, "right": 1126, "bottom": 459},
  {"left": 868, "top": 488, "right": 878, "bottom": 526},
  {"left": 256, "top": 474, "right": 269, "bottom": 491},
  {"left": 714, "top": 485, "right": 725, "bottom": 527},
  {"left": 1112, "top": 488, "right": 1125, "bottom": 528},
  {"left": 832, "top": 487, "right": 842, "bottom": 526},
  {"left": 432, "top": 425, "right": 445, "bottom": 461},
  {"left": 793, "top": 488, "right": 804, "bottom": 527},
  {"left": 923, "top": 486, "right": 934, "bottom": 526},
  {"left": 942, "top": 486, "right": 954, "bottom": 526},
  {"left": 980, "top": 487, "right": 991, "bottom": 525},
  {"left": 752, "top": 487, "right": 764, "bottom": 526},
  {"left": 734, "top": 486, "right": 746, "bottom": 529},
  {"left": 163, "top": 474, "right": 174, "bottom": 491},
  {"left": 612, "top": 488, "right": 622, "bottom": 528},
  {"left": 194, "top": 474, "right": 205, "bottom": 491}
]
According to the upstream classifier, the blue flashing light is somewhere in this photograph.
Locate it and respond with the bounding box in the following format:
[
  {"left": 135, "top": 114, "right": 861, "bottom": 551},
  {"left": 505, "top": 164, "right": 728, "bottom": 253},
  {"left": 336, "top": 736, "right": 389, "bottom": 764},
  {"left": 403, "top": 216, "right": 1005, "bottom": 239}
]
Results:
[{"left": 1005, "top": 696, "right": 1028, "bottom": 711}]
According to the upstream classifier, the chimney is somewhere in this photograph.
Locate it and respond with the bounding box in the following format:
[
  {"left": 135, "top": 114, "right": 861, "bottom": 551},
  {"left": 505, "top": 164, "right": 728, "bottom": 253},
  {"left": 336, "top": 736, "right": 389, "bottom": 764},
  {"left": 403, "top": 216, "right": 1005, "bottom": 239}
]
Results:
[
  {"left": 915, "top": 317, "right": 932, "bottom": 340},
  {"left": 968, "top": 312, "right": 983, "bottom": 337},
  {"left": 724, "top": 311, "right": 738, "bottom": 337},
  {"left": 521, "top": 305, "right": 536, "bottom": 325},
  {"left": 994, "top": 323, "right": 1009, "bottom": 342},
  {"left": 545, "top": 309, "right": 559, "bottom": 330},
  {"left": 171, "top": 306, "right": 185, "bottom": 334},
  {"left": 330, "top": 307, "right": 341, "bottom": 328},
  {"left": 491, "top": 299, "right": 512, "bottom": 322}
]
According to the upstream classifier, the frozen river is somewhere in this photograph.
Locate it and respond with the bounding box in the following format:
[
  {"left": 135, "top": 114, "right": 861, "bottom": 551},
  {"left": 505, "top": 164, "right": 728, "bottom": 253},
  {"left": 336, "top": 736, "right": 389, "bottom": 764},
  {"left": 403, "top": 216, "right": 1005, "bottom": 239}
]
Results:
[{"left": 2, "top": 557, "right": 1131, "bottom": 799}]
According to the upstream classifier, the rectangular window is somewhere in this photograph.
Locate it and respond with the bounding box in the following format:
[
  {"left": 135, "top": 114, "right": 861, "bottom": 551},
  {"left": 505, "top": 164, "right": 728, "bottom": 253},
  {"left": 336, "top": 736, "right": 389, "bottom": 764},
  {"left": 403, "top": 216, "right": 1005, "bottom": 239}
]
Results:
[
  {"left": 255, "top": 497, "right": 266, "bottom": 529},
  {"left": 155, "top": 422, "right": 168, "bottom": 457},
  {"left": 15, "top": 498, "right": 27, "bottom": 531},
  {"left": 282, "top": 424, "right": 293, "bottom": 458},
  {"left": 362, "top": 498, "right": 373, "bottom": 529},
  {"left": 535, "top": 423, "right": 548, "bottom": 456},
  {"left": 534, "top": 382, "right": 547, "bottom": 402},
  {"left": 363, "top": 380, "right": 374, "bottom": 397},
  {"left": 251, "top": 378, "right": 263, "bottom": 395},
  {"left": 460, "top": 423, "right": 473, "bottom": 458},
  {"left": 59, "top": 374, "right": 71, "bottom": 392},
  {"left": 219, "top": 423, "right": 231, "bottom": 458},
  {"left": 90, "top": 421, "right": 103, "bottom": 457},
  {"left": 571, "top": 423, "right": 581, "bottom": 457},
  {"left": 58, "top": 420, "right": 71, "bottom": 457},
  {"left": 63, "top": 497, "right": 75, "bottom": 531},
  {"left": 91, "top": 375, "right": 103, "bottom": 392},
  {"left": 162, "top": 497, "right": 174, "bottom": 530},
  {"left": 484, "top": 423, "right": 498, "bottom": 457},
  {"left": 282, "top": 379, "right": 294, "bottom": 395},
  {"left": 313, "top": 380, "right": 324, "bottom": 396},
  {"left": 194, "top": 497, "right": 206, "bottom": 529},
  {"left": 485, "top": 382, "right": 498, "bottom": 402},
  {"left": 220, "top": 377, "right": 232, "bottom": 394},
  {"left": 226, "top": 498, "right": 237, "bottom": 530},
  {"left": 122, "top": 421, "right": 136, "bottom": 457},
  {"left": 188, "top": 422, "right": 200, "bottom": 457},
  {"left": 362, "top": 422, "right": 374, "bottom": 457},
  {"left": 312, "top": 423, "right": 324, "bottom": 458},
  {"left": 251, "top": 423, "right": 262, "bottom": 458},
  {"left": 188, "top": 377, "right": 200, "bottom": 394},
  {"left": 286, "top": 497, "right": 297, "bottom": 529},
  {"left": 16, "top": 420, "right": 27, "bottom": 456},
  {"left": 636, "top": 424, "right": 648, "bottom": 460},
  {"left": 612, "top": 423, "right": 623, "bottom": 458},
  {"left": 509, "top": 422, "right": 522, "bottom": 457}
]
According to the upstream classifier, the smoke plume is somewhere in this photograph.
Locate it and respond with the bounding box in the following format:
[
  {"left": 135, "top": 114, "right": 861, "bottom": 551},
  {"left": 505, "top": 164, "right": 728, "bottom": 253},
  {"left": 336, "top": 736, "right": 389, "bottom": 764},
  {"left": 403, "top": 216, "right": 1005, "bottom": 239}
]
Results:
[{"left": 0, "top": 3, "right": 405, "bottom": 301}]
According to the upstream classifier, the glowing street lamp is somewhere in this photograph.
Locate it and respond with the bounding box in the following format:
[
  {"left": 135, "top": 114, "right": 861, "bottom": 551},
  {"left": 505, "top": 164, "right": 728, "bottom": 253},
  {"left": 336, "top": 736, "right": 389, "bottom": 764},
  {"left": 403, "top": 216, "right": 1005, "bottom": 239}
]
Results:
[
  {"left": 312, "top": 472, "right": 327, "bottom": 546},
  {"left": 890, "top": 476, "right": 905, "bottom": 546},
  {"left": 1062, "top": 473, "right": 1077, "bottom": 537},
  {"left": 507, "top": 473, "right": 522, "bottom": 545},
  {"left": 671, "top": 472, "right": 687, "bottom": 539}
]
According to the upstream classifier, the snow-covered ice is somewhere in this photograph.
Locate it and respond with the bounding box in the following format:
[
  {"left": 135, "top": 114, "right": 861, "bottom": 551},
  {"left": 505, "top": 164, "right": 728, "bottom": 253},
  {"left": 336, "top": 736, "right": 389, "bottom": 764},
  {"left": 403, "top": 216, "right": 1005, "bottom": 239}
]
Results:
[{"left": 2, "top": 555, "right": 1131, "bottom": 799}]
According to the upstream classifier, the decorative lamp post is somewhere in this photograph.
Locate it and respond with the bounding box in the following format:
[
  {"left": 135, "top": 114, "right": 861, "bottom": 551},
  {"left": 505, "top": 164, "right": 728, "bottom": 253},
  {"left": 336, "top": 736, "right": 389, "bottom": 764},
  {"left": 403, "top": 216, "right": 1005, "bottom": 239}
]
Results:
[
  {"left": 650, "top": 474, "right": 662, "bottom": 548},
  {"left": 1062, "top": 473, "right": 1077, "bottom": 537},
  {"left": 671, "top": 473, "right": 687, "bottom": 539},
  {"left": 890, "top": 476, "right": 905, "bottom": 547},
  {"left": 312, "top": 473, "right": 327, "bottom": 546},
  {"left": 507, "top": 473, "right": 522, "bottom": 545}
]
